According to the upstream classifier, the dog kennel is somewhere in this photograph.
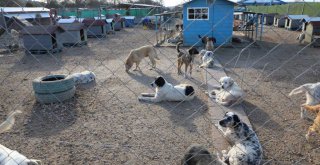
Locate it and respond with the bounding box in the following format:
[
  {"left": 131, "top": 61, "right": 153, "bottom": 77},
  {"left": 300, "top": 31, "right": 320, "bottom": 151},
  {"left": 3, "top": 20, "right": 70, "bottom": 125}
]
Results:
[
  {"left": 273, "top": 14, "right": 286, "bottom": 28},
  {"left": 82, "top": 19, "right": 106, "bottom": 38},
  {"left": 58, "top": 23, "right": 87, "bottom": 47}
]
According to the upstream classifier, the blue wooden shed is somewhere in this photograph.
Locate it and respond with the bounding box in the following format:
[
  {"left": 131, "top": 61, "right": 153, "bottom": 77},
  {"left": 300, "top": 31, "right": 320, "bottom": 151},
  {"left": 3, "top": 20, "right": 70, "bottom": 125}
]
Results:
[{"left": 183, "top": 0, "right": 235, "bottom": 46}]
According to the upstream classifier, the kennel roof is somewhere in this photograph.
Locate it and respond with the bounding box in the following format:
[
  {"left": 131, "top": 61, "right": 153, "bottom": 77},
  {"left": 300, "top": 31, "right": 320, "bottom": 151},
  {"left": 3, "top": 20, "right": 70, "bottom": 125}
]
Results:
[
  {"left": 286, "top": 15, "right": 309, "bottom": 20},
  {"left": 82, "top": 19, "right": 106, "bottom": 26},
  {"left": 20, "top": 25, "right": 65, "bottom": 35},
  {"left": 59, "top": 23, "right": 86, "bottom": 31}
]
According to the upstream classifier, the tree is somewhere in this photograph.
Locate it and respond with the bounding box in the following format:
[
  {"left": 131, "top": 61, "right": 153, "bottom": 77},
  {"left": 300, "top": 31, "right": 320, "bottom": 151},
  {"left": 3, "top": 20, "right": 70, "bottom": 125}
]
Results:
[{"left": 0, "top": 0, "right": 25, "bottom": 7}]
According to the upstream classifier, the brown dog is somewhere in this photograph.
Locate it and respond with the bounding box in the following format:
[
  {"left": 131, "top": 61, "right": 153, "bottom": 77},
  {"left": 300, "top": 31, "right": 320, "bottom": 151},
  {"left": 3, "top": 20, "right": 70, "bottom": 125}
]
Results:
[
  {"left": 302, "top": 105, "right": 320, "bottom": 141},
  {"left": 125, "top": 45, "right": 159, "bottom": 72},
  {"left": 176, "top": 42, "right": 199, "bottom": 78},
  {"left": 198, "top": 35, "right": 216, "bottom": 51}
]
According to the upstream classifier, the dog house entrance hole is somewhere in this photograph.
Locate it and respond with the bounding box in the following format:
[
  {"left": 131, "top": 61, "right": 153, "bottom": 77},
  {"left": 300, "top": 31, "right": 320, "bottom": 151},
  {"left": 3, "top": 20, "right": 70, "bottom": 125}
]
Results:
[
  {"left": 80, "top": 29, "right": 85, "bottom": 41},
  {"left": 42, "top": 76, "right": 65, "bottom": 81},
  {"left": 52, "top": 34, "right": 58, "bottom": 48}
]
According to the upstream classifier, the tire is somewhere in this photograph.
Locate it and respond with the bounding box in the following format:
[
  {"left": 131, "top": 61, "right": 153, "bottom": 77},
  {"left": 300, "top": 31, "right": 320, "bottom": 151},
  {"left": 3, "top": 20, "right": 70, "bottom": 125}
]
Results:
[
  {"left": 35, "top": 86, "right": 76, "bottom": 104},
  {"left": 32, "top": 74, "right": 75, "bottom": 94}
]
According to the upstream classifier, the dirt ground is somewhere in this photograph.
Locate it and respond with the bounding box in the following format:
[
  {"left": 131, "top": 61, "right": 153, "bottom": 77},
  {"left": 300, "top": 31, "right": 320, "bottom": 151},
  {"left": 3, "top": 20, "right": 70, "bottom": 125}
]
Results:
[
  {"left": 0, "top": 28, "right": 214, "bottom": 164},
  {"left": 218, "top": 26, "right": 320, "bottom": 164}
]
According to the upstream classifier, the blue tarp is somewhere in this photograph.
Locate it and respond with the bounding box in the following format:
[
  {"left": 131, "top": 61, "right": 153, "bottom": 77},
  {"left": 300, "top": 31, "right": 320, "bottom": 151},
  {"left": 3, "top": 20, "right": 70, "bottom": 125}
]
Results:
[{"left": 238, "top": 0, "right": 286, "bottom": 6}]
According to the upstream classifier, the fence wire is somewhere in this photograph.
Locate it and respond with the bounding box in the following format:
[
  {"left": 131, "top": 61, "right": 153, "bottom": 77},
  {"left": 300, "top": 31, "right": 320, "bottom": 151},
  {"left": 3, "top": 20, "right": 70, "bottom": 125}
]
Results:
[{"left": 0, "top": 0, "right": 320, "bottom": 164}]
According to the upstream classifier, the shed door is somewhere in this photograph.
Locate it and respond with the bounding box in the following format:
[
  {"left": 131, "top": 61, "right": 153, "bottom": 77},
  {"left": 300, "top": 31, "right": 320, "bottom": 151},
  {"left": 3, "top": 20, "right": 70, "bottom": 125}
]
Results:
[{"left": 213, "top": 5, "right": 233, "bottom": 45}]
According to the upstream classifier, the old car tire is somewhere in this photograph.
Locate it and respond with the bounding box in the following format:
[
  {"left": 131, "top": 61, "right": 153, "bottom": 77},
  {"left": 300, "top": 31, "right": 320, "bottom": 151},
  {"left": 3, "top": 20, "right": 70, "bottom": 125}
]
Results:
[
  {"left": 32, "top": 74, "right": 75, "bottom": 94},
  {"left": 35, "top": 86, "right": 76, "bottom": 104}
]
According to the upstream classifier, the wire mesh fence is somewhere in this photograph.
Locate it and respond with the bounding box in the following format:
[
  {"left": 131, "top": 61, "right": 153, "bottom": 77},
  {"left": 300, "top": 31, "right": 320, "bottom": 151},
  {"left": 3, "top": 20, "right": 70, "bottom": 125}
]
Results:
[{"left": 0, "top": 0, "right": 320, "bottom": 164}]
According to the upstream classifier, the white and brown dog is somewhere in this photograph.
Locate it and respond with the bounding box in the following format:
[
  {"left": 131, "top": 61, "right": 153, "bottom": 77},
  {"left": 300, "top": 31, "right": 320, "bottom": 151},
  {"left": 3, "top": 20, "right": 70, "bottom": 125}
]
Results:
[
  {"left": 198, "top": 35, "right": 216, "bottom": 51},
  {"left": 289, "top": 82, "right": 320, "bottom": 118},
  {"left": 0, "top": 110, "right": 42, "bottom": 165},
  {"left": 138, "top": 76, "right": 195, "bottom": 103},
  {"left": 125, "top": 45, "right": 160, "bottom": 72},
  {"left": 217, "top": 112, "right": 263, "bottom": 165},
  {"left": 209, "top": 76, "right": 245, "bottom": 107}
]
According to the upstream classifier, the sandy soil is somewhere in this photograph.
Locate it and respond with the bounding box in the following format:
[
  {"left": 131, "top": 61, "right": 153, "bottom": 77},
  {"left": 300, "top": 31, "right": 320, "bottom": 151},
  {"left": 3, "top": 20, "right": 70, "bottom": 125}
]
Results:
[
  {"left": 218, "top": 25, "right": 320, "bottom": 164},
  {"left": 0, "top": 28, "right": 214, "bottom": 164}
]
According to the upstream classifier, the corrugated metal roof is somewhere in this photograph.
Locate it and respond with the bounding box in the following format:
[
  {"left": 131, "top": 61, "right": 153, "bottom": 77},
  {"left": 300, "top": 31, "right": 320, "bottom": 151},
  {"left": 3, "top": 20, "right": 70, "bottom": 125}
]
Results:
[
  {"left": 60, "top": 23, "right": 86, "bottom": 31},
  {"left": 4, "top": 13, "right": 50, "bottom": 19},
  {"left": 0, "top": 7, "right": 49, "bottom": 13},
  {"left": 287, "top": 15, "right": 309, "bottom": 20},
  {"left": 21, "top": 25, "right": 65, "bottom": 35},
  {"left": 184, "top": 0, "right": 237, "bottom": 5}
]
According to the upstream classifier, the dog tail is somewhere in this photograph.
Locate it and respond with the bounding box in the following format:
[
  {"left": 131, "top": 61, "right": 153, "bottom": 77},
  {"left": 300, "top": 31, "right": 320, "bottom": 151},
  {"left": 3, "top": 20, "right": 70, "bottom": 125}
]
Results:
[
  {"left": 176, "top": 42, "right": 183, "bottom": 53},
  {"left": 289, "top": 84, "right": 313, "bottom": 96},
  {"left": 0, "top": 110, "right": 22, "bottom": 134}
]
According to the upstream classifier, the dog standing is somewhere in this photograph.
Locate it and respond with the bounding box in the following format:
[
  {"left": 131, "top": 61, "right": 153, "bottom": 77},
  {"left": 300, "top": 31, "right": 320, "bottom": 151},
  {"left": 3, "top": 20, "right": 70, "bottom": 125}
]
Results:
[
  {"left": 138, "top": 76, "right": 195, "bottom": 103},
  {"left": 0, "top": 110, "right": 42, "bottom": 165},
  {"left": 198, "top": 35, "right": 216, "bottom": 51},
  {"left": 289, "top": 82, "right": 320, "bottom": 118},
  {"left": 209, "top": 76, "right": 245, "bottom": 107},
  {"left": 217, "top": 112, "right": 263, "bottom": 165},
  {"left": 301, "top": 105, "right": 320, "bottom": 141},
  {"left": 125, "top": 45, "right": 160, "bottom": 72},
  {"left": 176, "top": 42, "right": 199, "bottom": 78},
  {"left": 199, "top": 50, "right": 215, "bottom": 68}
]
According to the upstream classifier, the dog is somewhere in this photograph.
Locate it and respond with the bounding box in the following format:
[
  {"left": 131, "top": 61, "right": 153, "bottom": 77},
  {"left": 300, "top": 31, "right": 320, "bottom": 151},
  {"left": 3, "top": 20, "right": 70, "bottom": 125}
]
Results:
[
  {"left": 209, "top": 76, "right": 245, "bottom": 107},
  {"left": 198, "top": 35, "right": 216, "bottom": 51},
  {"left": 217, "top": 112, "right": 262, "bottom": 165},
  {"left": 176, "top": 42, "right": 199, "bottom": 78},
  {"left": 0, "top": 110, "right": 22, "bottom": 133},
  {"left": 167, "top": 30, "right": 183, "bottom": 44},
  {"left": 0, "top": 110, "right": 42, "bottom": 165},
  {"left": 199, "top": 50, "right": 215, "bottom": 68},
  {"left": 70, "top": 70, "right": 96, "bottom": 84},
  {"left": 301, "top": 105, "right": 320, "bottom": 141},
  {"left": 162, "top": 27, "right": 174, "bottom": 40},
  {"left": 125, "top": 45, "right": 160, "bottom": 72},
  {"left": 181, "top": 144, "right": 221, "bottom": 165},
  {"left": 138, "top": 76, "right": 195, "bottom": 103},
  {"left": 296, "top": 31, "right": 305, "bottom": 44},
  {"left": 288, "top": 82, "right": 320, "bottom": 118}
]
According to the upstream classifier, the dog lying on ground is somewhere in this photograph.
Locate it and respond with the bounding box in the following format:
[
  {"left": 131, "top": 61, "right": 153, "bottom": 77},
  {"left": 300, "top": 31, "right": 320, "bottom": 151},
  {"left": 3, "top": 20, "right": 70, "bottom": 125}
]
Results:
[
  {"left": 125, "top": 45, "right": 160, "bottom": 72},
  {"left": 198, "top": 35, "right": 216, "bottom": 51},
  {"left": 289, "top": 82, "right": 320, "bottom": 118},
  {"left": 138, "top": 76, "right": 195, "bottom": 103},
  {"left": 217, "top": 112, "right": 263, "bottom": 165},
  {"left": 0, "top": 110, "right": 42, "bottom": 165},
  {"left": 70, "top": 70, "right": 96, "bottom": 84},
  {"left": 199, "top": 50, "right": 215, "bottom": 68},
  {"left": 181, "top": 144, "right": 220, "bottom": 165},
  {"left": 176, "top": 42, "right": 199, "bottom": 78},
  {"left": 301, "top": 105, "right": 320, "bottom": 141},
  {"left": 209, "top": 76, "right": 245, "bottom": 107}
]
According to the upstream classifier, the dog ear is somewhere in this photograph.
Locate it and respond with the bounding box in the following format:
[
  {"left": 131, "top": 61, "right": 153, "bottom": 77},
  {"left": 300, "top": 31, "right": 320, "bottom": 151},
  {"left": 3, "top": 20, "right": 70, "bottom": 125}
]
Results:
[{"left": 233, "top": 114, "right": 240, "bottom": 125}]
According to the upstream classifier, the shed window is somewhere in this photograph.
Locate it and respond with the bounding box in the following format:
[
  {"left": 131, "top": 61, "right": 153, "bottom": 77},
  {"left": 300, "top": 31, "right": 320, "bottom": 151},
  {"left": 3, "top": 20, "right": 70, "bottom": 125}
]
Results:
[{"left": 188, "top": 7, "right": 209, "bottom": 20}]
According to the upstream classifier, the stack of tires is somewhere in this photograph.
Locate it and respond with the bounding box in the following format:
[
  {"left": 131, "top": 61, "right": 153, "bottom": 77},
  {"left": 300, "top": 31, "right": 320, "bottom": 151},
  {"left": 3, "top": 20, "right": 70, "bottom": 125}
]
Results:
[{"left": 32, "top": 74, "right": 75, "bottom": 104}]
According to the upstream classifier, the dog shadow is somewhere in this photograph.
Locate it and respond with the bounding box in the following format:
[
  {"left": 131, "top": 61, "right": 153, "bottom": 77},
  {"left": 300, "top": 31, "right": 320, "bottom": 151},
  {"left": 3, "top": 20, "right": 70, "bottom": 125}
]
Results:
[
  {"left": 156, "top": 96, "right": 208, "bottom": 133},
  {"left": 240, "top": 100, "right": 283, "bottom": 131},
  {"left": 24, "top": 97, "right": 78, "bottom": 137},
  {"left": 76, "top": 80, "right": 97, "bottom": 90}
]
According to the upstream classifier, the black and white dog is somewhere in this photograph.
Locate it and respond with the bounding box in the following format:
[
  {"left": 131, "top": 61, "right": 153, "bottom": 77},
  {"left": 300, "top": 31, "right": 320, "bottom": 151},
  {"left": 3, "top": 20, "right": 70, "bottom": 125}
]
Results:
[
  {"left": 199, "top": 50, "right": 215, "bottom": 68},
  {"left": 217, "top": 112, "right": 262, "bottom": 165},
  {"left": 138, "top": 76, "right": 195, "bottom": 103}
]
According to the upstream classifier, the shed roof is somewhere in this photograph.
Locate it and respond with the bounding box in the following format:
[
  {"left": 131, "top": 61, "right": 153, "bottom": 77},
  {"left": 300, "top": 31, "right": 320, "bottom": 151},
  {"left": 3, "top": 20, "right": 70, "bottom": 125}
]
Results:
[
  {"left": 3, "top": 13, "right": 50, "bottom": 19},
  {"left": 21, "top": 25, "right": 65, "bottom": 35},
  {"left": 59, "top": 23, "right": 86, "bottom": 31},
  {"left": 184, "top": 0, "right": 237, "bottom": 5},
  {"left": 287, "top": 15, "right": 309, "bottom": 20},
  {"left": 58, "top": 18, "right": 79, "bottom": 24},
  {"left": 82, "top": 19, "right": 106, "bottom": 26},
  {"left": 304, "top": 17, "right": 320, "bottom": 22},
  {"left": 0, "top": 7, "right": 49, "bottom": 13}
]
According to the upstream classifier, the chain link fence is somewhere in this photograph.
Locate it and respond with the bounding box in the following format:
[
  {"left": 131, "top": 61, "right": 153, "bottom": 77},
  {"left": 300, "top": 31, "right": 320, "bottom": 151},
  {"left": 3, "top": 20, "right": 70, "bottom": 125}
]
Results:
[{"left": 0, "top": 0, "right": 319, "bottom": 164}]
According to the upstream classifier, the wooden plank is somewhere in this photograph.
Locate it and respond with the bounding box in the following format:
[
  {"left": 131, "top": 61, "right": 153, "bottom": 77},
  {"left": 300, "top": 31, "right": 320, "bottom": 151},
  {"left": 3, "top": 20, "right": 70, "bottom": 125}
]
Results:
[{"left": 201, "top": 60, "right": 252, "bottom": 151}]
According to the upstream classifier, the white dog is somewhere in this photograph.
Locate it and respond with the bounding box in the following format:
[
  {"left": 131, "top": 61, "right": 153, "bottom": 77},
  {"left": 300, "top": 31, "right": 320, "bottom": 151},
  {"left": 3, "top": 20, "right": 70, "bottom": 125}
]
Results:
[
  {"left": 138, "top": 76, "right": 195, "bottom": 103},
  {"left": 289, "top": 82, "right": 320, "bottom": 118},
  {"left": 70, "top": 70, "right": 96, "bottom": 84},
  {"left": 199, "top": 50, "right": 215, "bottom": 68},
  {"left": 209, "top": 76, "right": 245, "bottom": 107},
  {"left": 217, "top": 112, "right": 263, "bottom": 165},
  {"left": 0, "top": 110, "right": 42, "bottom": 165}
]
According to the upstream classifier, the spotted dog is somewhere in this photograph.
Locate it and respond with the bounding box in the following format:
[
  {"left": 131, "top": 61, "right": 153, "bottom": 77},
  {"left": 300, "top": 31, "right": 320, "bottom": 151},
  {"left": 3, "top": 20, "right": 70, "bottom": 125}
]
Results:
[
  {"left": 138, "top": 76, "right": 195, "bottom": 103},
  {"left": 217, "top": 112, "right": 262, "bottom": 165}
]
